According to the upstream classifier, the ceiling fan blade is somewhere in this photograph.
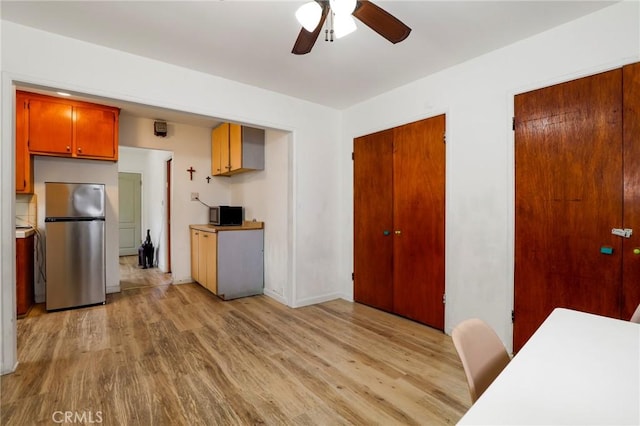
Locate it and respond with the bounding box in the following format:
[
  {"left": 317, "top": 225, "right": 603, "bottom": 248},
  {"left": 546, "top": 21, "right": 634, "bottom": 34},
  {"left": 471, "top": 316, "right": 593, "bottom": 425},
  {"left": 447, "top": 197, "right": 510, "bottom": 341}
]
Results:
[
  {"left": 353, "top": 0, "right": 411, "bottom": 44},
  {"left": 292, "top": 3, "right": 330, "bottom": 55}
]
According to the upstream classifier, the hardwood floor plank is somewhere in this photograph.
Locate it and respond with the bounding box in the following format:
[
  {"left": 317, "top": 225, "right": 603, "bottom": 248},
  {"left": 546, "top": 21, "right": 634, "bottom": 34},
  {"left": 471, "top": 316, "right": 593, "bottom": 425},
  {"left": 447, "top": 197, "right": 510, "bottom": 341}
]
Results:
[{"left": 1, "top": 285, "right": 471, "bottom": 424}]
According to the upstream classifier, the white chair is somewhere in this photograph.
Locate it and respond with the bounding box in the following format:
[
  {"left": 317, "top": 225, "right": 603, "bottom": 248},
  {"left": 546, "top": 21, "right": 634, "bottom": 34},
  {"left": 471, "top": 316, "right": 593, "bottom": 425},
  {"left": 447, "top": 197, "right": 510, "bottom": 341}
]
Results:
[
  {"left": 630, "top": 304, "right": 640, "bottom": 323},
  {"left": 452, "top": 318, "right": 511, "bottom": 403}
]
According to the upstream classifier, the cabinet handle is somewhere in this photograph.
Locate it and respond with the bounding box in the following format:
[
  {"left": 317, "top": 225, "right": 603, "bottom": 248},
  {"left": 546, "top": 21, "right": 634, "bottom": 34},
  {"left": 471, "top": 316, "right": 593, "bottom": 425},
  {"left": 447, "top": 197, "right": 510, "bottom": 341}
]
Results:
[
  {"left": 203, "top": 235, "right": 208, "bottom": 238},
  {"left": 395, "top": 230, "right": 402, "bottom": 235},
  {"left": 77, "top": 147, "right": 82, "bottom": 153},
  {"left": 66, "top": 146, "right": 71, "bottom": 152}
]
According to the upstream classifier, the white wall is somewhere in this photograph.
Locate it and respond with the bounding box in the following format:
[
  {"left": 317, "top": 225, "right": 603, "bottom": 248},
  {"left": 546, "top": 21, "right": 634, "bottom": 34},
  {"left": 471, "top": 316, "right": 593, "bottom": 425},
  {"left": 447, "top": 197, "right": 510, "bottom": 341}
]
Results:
[
  {"left": 119, "top": 116, "right": 226, "bottom": 283},
  {"left": 1, "top": 20, "right": 342, "bottom": 373},
  {"left": 339, "top": 1, "right": 640, "bottom": 352},
  {"left": 229, "top": 129, "right": 292, "bottom": 304}
]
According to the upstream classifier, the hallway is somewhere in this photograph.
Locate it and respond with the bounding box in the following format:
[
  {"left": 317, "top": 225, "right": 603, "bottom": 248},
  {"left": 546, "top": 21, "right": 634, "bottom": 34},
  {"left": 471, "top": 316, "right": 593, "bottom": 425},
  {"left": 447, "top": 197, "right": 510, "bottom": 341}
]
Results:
[{"left": 119, "top": 255, "right": 173, "bottom": 291}]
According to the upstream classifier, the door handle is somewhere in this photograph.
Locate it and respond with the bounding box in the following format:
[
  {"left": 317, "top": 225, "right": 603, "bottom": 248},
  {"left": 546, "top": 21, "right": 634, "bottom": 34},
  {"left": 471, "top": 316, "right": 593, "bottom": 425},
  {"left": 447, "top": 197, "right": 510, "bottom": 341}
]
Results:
[{"left": 633, "top": 248, "right": 640, "bottom": 255}]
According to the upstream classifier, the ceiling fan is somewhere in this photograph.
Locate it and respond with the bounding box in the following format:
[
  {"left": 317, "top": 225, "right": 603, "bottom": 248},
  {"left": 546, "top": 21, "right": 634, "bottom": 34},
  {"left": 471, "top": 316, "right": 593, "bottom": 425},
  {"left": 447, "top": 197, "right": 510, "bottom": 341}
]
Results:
[{"left": 292, "top": 0, "right": 411, "bottom": 55}]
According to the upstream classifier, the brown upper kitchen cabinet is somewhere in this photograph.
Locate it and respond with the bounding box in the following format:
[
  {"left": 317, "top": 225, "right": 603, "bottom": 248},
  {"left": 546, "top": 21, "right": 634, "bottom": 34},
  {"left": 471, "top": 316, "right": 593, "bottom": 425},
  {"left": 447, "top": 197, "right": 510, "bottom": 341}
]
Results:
[
  {"left": 15, "top": 91, "right": 33, "bottom": 194},
  {"left": 211, "top": 123, "right": 264, "bottom": 176},
  {"left": 18, "top": 90, "right": 120, "bottom": 161}
]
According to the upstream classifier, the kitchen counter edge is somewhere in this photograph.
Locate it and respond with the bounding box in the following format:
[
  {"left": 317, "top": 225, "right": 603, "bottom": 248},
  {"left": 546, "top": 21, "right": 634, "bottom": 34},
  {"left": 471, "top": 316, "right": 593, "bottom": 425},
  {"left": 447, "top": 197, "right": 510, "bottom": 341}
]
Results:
[
  {"left": 190, "top": 222, "right": 263, "bottom": 232},
  {"left": 16, "top": 228, "right": 35, "bottom": 239}
]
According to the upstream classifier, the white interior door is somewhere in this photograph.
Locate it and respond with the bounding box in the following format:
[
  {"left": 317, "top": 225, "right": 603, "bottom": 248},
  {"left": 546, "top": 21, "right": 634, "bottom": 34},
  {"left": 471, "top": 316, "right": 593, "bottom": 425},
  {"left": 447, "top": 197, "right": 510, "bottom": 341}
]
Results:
[{"left": 118, "top": 172, "right": 141, "bottom": 256}]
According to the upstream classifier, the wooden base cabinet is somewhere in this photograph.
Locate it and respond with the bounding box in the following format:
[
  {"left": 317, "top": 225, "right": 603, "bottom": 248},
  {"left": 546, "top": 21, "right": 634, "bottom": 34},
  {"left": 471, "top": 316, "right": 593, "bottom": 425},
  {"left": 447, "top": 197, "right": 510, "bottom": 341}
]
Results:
[
  {"left": 190, "top": 225, "right": 264, "bottom": 300},
  {"left": 17, "top": 90, "right": 119, "bottom": 161},
  {"left": 191, "top": 228, "right": 217, "bottom": 293},
  {"left": 190, "top": 228, "right": 200, "bottom": 284},
  {"left": 16, "top": 234, "right": 35, "bottom": 316}
]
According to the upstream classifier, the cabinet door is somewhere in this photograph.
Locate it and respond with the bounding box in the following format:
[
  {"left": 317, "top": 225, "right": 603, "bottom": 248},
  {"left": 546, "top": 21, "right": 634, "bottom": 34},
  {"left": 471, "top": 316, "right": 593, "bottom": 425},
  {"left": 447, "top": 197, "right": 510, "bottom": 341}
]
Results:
[
  {"left": 199, "top": 231, "right": 217, "bottom": 293},
  {"left": 198, "top": 232, "right": 218, "bottom": 294},
  {"left": 228, "top": 123, "right": 243, "bottom": 172},
  {"left": 190, "top": 229, "right": 200, "bottom": 283},
  {"left": 16, "top": 235, "right": 34, "bottom": 316},
  {"left": 15, "top": 93, "right": 32, "bottom": 193},
  {"left": 212, "top": 123, "right": 228, "bottom": 175},
  {"left": 353, "top": 129, "right": 394, "bottom": 312},
  {"left": 205, "top": 232, "right": 218, "bottom": 294},
  {"left": 27, "top": 97, "right": 73, "bottom": 155},
  {"left": 74, "top": 106, "right": 118, "bottom": 159},
  {"left": 198, "top": 232, "right": 209, "bottom": 288}
]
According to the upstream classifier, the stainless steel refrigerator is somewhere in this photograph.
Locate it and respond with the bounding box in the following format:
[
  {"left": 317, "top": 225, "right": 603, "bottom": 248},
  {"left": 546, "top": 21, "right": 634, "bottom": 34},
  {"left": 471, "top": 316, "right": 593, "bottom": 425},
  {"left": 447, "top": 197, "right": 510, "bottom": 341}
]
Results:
[{"left": 45, "top": 182, "right": 106, "bottom": 311}]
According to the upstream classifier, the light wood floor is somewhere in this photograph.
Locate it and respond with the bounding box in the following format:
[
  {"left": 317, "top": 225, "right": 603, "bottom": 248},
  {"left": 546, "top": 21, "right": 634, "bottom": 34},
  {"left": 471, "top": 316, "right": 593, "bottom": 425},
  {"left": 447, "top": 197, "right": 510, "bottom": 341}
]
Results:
[
  {"left": 1, "top": 283, "right": 471, "bottom": 425},
  {"left": 119, "top": 255, "right": 173, "bottom": 290}
]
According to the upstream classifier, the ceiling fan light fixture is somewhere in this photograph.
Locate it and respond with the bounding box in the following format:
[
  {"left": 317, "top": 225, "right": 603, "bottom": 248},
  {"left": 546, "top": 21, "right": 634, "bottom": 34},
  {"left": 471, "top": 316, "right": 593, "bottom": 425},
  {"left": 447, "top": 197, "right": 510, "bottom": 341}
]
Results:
[
  {"left": 296, "top": 1, "right": 322, "bottom": 32},
  {"left": 329, "top": 0, "right": 357, "bottom": 16},
  {"left": 334, "top": 13, "right": 357, "bottom": 39}
]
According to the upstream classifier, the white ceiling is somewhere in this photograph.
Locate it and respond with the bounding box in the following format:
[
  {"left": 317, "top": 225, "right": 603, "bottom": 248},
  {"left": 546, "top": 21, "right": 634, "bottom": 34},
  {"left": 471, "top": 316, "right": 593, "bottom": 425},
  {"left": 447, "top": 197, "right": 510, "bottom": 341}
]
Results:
[{"left": 1, "top": 0, "right": 617, "bottom": 126}]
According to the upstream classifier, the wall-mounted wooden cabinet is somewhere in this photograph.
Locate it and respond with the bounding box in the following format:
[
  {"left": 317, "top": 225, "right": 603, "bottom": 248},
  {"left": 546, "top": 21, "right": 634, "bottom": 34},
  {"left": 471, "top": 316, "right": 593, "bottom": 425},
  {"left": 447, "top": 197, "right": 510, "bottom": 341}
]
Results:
[
  {"left": 211, "top": 123, "right": 264, "bottom": 176},
  {"left": 15, "top": 92, "right": 33, "bottom": 194},
  {"left": 17, "top": 90, "right": 120, "bottom": 162}
]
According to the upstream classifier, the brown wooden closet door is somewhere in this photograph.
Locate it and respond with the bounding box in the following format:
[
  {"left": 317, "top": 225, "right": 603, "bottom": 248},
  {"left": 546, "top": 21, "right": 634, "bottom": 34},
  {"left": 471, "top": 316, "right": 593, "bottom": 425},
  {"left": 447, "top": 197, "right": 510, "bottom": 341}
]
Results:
[
  {"left": 353, "top": 130, "right": 394, "bottom": 312},
  {"left": 622, "top": 63, "right": 640, "bottom": 320},
  {"left": 393, "top": 115, "right": 446, "bottom": 330},
  {"left": 514, "top": 70, "right": 623, "bottom": 351}
]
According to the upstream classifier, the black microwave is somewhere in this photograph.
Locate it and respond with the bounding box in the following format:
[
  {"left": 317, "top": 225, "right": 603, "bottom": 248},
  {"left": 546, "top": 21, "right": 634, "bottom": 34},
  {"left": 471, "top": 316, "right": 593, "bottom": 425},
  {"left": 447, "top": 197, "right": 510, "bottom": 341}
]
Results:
[{"left": 209, "top": 206, "right": 243, "bottom": 226}]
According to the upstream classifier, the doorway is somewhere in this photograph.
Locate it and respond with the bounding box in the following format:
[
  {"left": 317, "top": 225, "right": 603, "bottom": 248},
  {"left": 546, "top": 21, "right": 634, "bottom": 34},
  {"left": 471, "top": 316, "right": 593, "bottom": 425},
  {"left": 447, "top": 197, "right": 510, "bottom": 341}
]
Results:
[
  {"left": 117, "top": 146, "right": 173, "bottom": 289},
  {"left": 166, "top": 158, "right": 172, "bottom": 273},
  {"left": 118, "top": 172, "right": 142, "bottom": 256}
]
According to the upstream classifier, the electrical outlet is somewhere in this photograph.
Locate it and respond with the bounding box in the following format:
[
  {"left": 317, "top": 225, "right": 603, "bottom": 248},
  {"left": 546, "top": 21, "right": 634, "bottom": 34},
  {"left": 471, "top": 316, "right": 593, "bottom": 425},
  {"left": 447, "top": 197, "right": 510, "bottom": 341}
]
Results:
[{"left": 191, "top": 192, "right": 199, "bottom": 201}]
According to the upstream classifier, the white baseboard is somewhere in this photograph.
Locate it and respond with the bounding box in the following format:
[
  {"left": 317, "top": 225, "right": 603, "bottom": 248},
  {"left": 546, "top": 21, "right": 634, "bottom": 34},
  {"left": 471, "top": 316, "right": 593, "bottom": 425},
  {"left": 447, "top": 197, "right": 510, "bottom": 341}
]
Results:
[
  {"left": 106, "top": 285, "right": 120, "bottom": 294},
  {"left": 292, "top": 292, "right": 342, "bottom": 308},
  {"left": 173, "top": 277, "right": 195, "bottom": 285},
  {"left": 262, "top": 288, "right": 287, "bottom": 305}
]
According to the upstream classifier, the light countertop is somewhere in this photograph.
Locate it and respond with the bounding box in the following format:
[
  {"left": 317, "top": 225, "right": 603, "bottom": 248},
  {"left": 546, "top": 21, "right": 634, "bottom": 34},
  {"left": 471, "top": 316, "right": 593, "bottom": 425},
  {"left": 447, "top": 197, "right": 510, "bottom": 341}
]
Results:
[
  {"left": 15, "top": 227, "right": 35, "bottom": 239},
  {"left": 190, "top": 222, "right": 263, "bottom": 232}
]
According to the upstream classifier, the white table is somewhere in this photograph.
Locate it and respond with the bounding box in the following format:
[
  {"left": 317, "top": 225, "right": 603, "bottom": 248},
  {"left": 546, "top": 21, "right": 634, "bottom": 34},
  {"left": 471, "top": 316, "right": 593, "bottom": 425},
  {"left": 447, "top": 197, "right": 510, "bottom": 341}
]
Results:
[{"left": 458, "top": 308, "right": 640, "bottom": 425}]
